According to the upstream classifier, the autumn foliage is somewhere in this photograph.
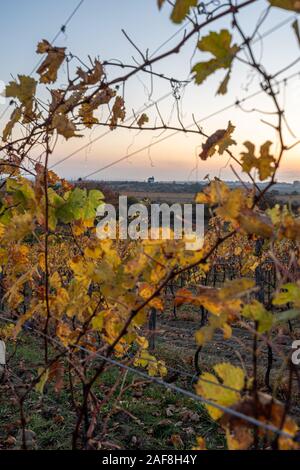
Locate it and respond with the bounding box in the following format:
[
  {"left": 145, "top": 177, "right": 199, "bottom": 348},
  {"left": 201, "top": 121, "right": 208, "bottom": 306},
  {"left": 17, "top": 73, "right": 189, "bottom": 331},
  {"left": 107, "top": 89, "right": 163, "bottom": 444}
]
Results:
[{"left": 0, "top": 0, "right": 300, "bottom": 451}]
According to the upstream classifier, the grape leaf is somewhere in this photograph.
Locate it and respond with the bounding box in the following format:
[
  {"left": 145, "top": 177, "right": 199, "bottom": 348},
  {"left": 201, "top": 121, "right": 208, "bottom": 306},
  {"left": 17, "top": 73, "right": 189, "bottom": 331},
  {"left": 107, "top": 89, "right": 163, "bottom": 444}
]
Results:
[
  {"left": 238, "top": 209, "right": 274, "bottom": 238},
  {"left": 35, "top": 367, "right": 49, "bottom": 394},
  {"left": 273, "top": 283, "right": 300, "bottom": 307},
  {"left": 192, "top": 30, "right": 239, "bottom": 92},
  {"left": 79, "top": 103, "right": 99, "bottom": 128},
  {"left": 199, "top": 121, "right": 236, "bottom": 160},
  {"left": 6, "top": 75, "right": 37, "bottom": 123},
  {"left": 82, "top": 189, "right": 104, "bottom": 219},
  {"left": 171, "top": 0, "right": 197, "bottom": 23},
  {"left": 137, "top": 113, "right": 149, "bottom": 128},
  {"left": 241, "top": 141, "right": 275, "bottom": 180},
  {"left": 268, "top": 0, "right": 300, "bottom": 11},
  {"left": 36, "top": 40, "right": 66, "bottom": 84},
  {"left": 52, "top": 114, "right": 80, "bottom": 140},
  {"left": 2, "top": 107, "right": 22, "bottom": 141},
  {"left": 242, "top": 300, "right": 273, "bottom": 333},
  {"left": 6, "top": 75, "right": 36, "bottom": 107},
  {"left": 217, "top": 69, "right": 231, "bottom": 95},
  {"left": 76, "top": 59, "right": 103, "bottom": 85},
  {"left": 109, "top": 96, "right": 126, "bottom": 130},
  {"left": 195, "top": 363, "right": 245, "bottom": 420}
]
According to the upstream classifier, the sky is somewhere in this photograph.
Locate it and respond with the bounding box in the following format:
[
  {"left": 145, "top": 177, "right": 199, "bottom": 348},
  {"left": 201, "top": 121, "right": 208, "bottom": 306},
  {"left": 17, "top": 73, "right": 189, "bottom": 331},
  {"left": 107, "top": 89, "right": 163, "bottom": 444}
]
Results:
[{"left": 0, "top": 0, "right": 300, "bottom": 182}]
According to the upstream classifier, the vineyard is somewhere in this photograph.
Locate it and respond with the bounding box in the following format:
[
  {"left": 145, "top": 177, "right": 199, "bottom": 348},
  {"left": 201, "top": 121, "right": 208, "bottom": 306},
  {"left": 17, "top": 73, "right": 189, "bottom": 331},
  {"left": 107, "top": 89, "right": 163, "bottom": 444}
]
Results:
[{"left": 1, "top": 0, "right": 300, "bottom": 454}]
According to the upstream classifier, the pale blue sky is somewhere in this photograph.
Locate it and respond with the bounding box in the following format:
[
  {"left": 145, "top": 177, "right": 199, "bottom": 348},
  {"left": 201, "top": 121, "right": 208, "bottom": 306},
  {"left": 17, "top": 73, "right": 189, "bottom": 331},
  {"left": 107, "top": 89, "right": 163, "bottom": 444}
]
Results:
[{"left": 0, "top": 0, "right": 299, "bottom": 181}]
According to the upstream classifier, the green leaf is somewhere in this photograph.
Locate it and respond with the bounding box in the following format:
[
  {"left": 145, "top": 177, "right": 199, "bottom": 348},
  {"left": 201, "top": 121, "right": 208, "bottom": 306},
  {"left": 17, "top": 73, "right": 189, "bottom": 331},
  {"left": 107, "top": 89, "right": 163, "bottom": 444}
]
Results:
[
  {"left": 192, "top": 59, "right": 221, "bottom": 85},
  {"left": 198, "top": 30, "right": 233, "bottom": 59},
  {"left": 83, "top": 189, "right": 104, "bottom": 219},
  {"left": 6, "top": 177, "right": 36, "bottom": 207},
  {"left": 273, "top": 308, "right": 300, "bottom": 324},
  {"left": 57, "top": 188, "right": 87, "bottom": 223},
  {"left": 268, "top": 0, "right": 300, "bottom": 12},
  {"left": 242, "top": 300, "right": 273, "bottom": 333},
  {"left": 273, "top": 283, "right": 300, "bottom": 307},
  {"left": 48, "top": 188, "right": 64, "bottom": 230},
  {"left": 56, "top": 188, "right": 103, "bottom": 223},
  {"left": 217, "top": 68, "right": 231, "bottom": 95},
  {"left": 192, "top": 30, "right": 239, "bottom": 91},
  {"left": 171, "top": 0, "right": 197, "bottom": 23}
]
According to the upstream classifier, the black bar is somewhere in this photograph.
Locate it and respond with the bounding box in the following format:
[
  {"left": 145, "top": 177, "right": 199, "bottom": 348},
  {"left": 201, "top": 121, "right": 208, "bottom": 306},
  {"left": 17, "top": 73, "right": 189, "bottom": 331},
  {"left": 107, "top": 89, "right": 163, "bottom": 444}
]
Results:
[{"left": 0, "top": 450, "right": 299, "bottom": 467}]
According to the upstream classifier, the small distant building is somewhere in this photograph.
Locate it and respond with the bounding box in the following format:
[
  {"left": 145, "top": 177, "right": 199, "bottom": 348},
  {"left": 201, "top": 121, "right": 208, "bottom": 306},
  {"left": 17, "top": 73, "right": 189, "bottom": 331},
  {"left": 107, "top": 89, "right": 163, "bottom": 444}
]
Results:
[{"left": 147, "top": 176, "right": 155, "bottom": 184}]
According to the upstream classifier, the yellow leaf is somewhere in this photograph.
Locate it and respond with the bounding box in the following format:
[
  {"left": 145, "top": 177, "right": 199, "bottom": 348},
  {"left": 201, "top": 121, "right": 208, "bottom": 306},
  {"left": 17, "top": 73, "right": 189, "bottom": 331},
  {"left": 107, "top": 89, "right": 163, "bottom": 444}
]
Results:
[
  {"left": 2, "top": 107, "right": 22, "bottom": 141},
  {"left": 171, "top": 0, "right": 197, "bottom": 23},
  {"left": 52, "top": 114, "right": 80, "bottom": 140},
  {"left": 219, "top": 278, "right": 255, "bottom": 299},
  {"left": 273, "top": 282, "right": 300, "bottom": 308},
  {"left": 242, "top": 300, "right": 273, "bottom": 333},
  {"left": 226, "top": 426, "right": 253, "bottom": 450},
  {"left": 109, "top": 96, "right": 126, "bottom": 130},
  {"left": 56, "top": 322, "right": 72, "bottom": 347},
  {"left": 79, "top": 103, "right": 99, "bottom": 128},
  {"left": 238, "top": 209, "right": 273, "bottom": 238},
  {"left": 136, "top": 335, "right": 149, "bottom": 349},
  {"left": 91, "top": 313, "right": 104, "bottom": 331},
  {"left": 268, "top": 0, "right": 300, "bottom": 12},
  {"left": 199, "top": 122, "right": 236, "bottom": 160},
  {"left": 195, "top": 363, "right": 245, "bottom": 420},
  {"left": 77, "top": 59, "right": 103, "bottom": 85},
  {"left": 6, "top": 75, "right": 36, "bottom": 108},
  {"left": 38, "top": 252, "right": 46, "bottom": 271},
  {"left": 35, "top": 367, "right": 49, "bottom": 394},
  {"left": 137, "top": 113, "right": 149, "bottom": 128},
  {"left": 241, "top": 141, "right": 275, "bottom": 180},
  {"left": 192, "top": 30, "right": 239, "bottom": 90},
  {"left": 0, "top": 224, "right": 5, "bottom": 239},
  {"left": 134, "top": 350, "right": 167, "bottom": 377},
  {"left": 216, "top": 188, "right": 244, "bottom": 221},
  {"left": 84, "top": 244, "right": 102, "bottom": 259},
  {"left": 36, "top": 40, "right": 66, "bottom": 84},
  {"left": 5, "top": 75, "right": 37, "bottom": 124},
  {"left": 139, "top": 282, "right": 154, "bottom": 299},
  {"left": 222, "top": 323, "right": 232, "bottom": 339},
  {"left": 192, "top": 436, "right": 207, "bottom": 450},
  {"left": 195, "top": 180, "right": 230, "bottom": 205},
  {"left": 49, "top": 271, "right": 61, "bottom": 290},
  {"left": 0, "top": 323, "right": 15, "bottom": 341}
]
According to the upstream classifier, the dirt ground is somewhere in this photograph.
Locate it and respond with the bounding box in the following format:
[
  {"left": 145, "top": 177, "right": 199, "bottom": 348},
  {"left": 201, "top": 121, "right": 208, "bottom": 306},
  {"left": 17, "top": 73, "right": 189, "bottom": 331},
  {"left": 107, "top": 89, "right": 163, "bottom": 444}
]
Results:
[{"left": 152, "top": 306, "right": 300, "bottom": 418}]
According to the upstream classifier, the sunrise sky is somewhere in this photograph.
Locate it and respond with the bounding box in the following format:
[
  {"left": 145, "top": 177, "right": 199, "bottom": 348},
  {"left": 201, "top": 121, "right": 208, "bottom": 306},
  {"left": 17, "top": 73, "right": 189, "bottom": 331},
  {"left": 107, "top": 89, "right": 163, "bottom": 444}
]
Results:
[{"left": 0, "top": 0, "right": 300, "bottom": 182}]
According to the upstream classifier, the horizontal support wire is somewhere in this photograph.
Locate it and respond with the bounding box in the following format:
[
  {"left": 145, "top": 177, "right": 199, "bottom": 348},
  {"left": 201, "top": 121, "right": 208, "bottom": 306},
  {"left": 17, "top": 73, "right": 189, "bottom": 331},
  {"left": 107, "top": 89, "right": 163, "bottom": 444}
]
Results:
[{"left": 0, "top": 315, "right": 297, "bottom": 441}]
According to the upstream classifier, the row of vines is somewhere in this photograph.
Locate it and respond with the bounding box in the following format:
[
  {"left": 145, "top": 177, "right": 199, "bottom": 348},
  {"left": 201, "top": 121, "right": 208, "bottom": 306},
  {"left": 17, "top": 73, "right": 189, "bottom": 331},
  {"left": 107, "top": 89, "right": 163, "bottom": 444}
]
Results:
[{"left": 1, "top": 0, "right": 300, "bottom": 450}]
